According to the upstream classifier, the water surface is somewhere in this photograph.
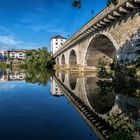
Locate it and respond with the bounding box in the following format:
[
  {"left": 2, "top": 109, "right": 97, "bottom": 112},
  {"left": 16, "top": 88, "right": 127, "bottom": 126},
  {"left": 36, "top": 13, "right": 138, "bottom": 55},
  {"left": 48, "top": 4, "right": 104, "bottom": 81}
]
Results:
[{"left": 0, "top": 69, "right": 98, "bottom": 140}]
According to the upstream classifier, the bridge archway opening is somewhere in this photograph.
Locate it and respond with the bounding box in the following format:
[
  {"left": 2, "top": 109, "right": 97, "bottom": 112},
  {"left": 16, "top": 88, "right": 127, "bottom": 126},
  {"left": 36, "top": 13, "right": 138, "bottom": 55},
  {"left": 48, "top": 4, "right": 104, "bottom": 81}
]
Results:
[
  {"left": 61, "top": 54, "right": 65, "bottom": 65},
  {"left": 69, "top": 50, "right": 77, "bottom": 66},
  {"left": 69, "top": 73, "right": 77, "bottom": 90},
  {"left": 85, "top": 77, "right": 115, "bottom": 114},
  {"left": 85, "top": 34, "right": 116, "bottom": 67}
]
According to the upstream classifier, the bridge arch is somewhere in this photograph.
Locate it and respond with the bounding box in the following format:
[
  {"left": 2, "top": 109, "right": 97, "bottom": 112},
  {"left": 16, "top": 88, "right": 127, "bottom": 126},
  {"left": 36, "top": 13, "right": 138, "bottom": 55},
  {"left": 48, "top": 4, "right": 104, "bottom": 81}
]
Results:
[
  {"left": 84, "top": 34, "right": 116, "bottom": 67},
  {"left": 61, "top": 54, "right": 65, "bottom": 65},
  {"left": 69, "top": 49, "right": 77, "bottom": 66}
]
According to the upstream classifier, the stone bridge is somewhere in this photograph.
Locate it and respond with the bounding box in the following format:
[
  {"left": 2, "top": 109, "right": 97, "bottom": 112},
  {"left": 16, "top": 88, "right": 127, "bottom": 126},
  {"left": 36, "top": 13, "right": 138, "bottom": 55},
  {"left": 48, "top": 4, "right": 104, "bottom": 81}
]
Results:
[{"left": 54, "top": 0, "right": 140, "bottom": 70}]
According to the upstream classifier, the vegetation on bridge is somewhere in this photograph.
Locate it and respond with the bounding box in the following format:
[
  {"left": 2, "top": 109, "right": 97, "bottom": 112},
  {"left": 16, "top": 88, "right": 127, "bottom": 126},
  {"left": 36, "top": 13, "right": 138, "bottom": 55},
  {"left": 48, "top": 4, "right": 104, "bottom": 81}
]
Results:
[{"left": 72, "top": 0, "right": 118, "bottom": 9}]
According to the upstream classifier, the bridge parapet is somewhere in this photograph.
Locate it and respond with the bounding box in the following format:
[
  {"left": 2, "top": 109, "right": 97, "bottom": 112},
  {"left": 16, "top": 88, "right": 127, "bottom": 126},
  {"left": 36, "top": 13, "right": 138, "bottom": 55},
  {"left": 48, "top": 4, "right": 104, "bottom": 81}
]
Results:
[{"left": 54, "top": 0, "right": 139, "bottom": 58}]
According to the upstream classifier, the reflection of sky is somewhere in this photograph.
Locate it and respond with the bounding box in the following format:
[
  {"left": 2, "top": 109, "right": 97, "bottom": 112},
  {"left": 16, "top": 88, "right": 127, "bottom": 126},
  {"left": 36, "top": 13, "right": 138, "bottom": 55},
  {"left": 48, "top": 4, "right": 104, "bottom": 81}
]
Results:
[
  {"left": 0, "top": 80, "right": 97, "bottom": 140},
  {"left": 0, "top": 81, "right": 25, "bottom": 91}
]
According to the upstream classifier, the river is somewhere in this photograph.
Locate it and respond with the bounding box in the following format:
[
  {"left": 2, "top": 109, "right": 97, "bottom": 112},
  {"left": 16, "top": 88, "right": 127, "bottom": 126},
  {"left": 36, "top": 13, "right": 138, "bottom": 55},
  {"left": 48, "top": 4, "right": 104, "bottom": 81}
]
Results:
[{"left": 0, "top": 69, "right": 140, "bottom": 140}]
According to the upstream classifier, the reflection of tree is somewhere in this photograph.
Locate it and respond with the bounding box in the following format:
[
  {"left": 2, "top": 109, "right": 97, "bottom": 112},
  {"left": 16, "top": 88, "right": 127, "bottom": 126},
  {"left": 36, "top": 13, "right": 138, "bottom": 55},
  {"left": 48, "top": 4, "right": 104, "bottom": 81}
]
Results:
[
  {"left": 88, "top": 87, "right": 115, "bottom": 114},
  {"left": 112, "top": 62, "right": 139, "bottom": 96},
  {"left": 97, "top": 58, "right": 140, "bottom": 97},
  {"left": 96, "top": 58, "right": 140, "bottom": 139},
  {"left": 108, "top": 112, "right": 134, "bottom": 140},
  {"left": 25, "top": 67, "right": 53, "bottom": 86}
]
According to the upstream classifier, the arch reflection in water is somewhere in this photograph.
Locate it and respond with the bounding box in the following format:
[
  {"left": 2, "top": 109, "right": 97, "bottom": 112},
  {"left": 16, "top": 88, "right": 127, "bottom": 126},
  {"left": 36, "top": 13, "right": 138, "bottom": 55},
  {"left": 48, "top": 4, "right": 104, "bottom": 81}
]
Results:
[
  {"left": 61, "top": 72, "right": 65, "bottom": 83},
  {"left": 69, "top": 73, "right": 77, "bottom": 90},
  {"left": 85, "top": 77, "right": 115, "bottom": 114},
  {"left": 54, "top": 71, "right": 140, "bottom": 140}
]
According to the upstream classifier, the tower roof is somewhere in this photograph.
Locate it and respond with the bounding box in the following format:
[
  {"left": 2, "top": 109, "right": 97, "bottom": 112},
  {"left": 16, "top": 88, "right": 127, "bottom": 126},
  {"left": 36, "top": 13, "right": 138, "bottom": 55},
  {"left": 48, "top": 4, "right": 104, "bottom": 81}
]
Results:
[{"left": 51, "top": 35, "right": 66, "bottom": 40}]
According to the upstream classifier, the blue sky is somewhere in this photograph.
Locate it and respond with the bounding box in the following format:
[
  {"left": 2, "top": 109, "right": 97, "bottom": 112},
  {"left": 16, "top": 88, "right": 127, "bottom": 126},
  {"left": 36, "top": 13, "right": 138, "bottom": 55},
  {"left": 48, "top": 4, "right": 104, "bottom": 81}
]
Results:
[{"left": 0, "top": 0, "right": 106, "bottom": 51}]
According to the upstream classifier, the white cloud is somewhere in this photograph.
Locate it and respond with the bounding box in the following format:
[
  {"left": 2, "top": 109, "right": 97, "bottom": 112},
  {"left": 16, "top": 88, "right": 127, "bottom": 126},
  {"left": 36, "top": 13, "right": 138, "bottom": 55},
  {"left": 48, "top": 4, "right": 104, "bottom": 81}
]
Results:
[
  {"left": 0, "top": 26, "right": 48, "bottom": 50},
  {"left": 0, "top": 36, "right": 18, "bottom": 45}
]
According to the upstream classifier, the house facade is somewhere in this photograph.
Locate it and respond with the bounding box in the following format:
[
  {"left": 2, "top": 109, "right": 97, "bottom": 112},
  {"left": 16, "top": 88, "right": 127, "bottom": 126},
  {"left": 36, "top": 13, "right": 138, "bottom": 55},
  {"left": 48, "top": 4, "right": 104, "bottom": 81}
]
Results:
[{"left": 0, "top": 50, "right": 26, "bottom": 61}]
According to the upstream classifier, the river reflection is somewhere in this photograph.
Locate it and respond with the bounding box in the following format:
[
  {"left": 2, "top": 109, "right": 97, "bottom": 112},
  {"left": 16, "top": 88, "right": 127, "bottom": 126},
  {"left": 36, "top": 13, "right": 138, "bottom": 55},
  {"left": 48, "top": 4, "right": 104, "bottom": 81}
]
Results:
[
  {"left": 54, "top": 71, "right": 140, "bottom": 140},
  {"left": 0, "top": 69, "right": 140, "bottom": 140}
]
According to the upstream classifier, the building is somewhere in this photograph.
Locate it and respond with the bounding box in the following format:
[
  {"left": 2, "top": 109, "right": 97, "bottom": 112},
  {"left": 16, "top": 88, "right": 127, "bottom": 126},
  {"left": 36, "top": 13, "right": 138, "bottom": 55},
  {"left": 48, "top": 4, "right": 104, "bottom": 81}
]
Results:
[
  {"left": 9, "top": 50, "right": 26, "bottom": 60},
  {"left": 51, "top": 35, "right": 66, "bottom": 55},
  {"left": 0, "top": 50, "right": 26, "bottom": 62},
  {"left": 0, "top": 50, "right": 9, "bottom": 61}
]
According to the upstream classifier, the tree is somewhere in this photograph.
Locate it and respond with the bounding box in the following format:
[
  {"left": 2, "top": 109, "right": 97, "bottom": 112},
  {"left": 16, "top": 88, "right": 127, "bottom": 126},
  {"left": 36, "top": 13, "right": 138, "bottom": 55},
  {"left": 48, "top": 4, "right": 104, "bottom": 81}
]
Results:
[{"left": 24, "top": 47, "right": 55, "bottom": 69}]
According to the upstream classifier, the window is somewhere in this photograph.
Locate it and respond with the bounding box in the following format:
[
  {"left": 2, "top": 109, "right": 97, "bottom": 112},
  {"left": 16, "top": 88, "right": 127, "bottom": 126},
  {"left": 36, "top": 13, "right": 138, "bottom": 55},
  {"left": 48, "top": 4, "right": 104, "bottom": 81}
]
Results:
[
  {"left": 55, "top": 42, "right": 58, "bottom": 45},
  {"left": 19, "top": 53, "right": 23, "bottom": 56}
]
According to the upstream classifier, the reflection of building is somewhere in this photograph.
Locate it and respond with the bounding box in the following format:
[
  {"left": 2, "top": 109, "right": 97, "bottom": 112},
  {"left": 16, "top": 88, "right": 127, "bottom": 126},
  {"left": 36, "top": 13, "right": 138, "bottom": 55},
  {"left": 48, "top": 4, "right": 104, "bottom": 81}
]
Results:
[
  {"left": 50, "top": 78, "right": 63, "bottom": 96},
  {"left": 9, "top": 71, "right": 25, "bottom": 81},
  {"left": 0, "top": 70, "right": 25, "bottom": 81},
  {"left": 0, "top": 70, "right": 8, "bottom": 81},
  {"left": 51, "top": 35, "right": 66, "bottom": 55}
]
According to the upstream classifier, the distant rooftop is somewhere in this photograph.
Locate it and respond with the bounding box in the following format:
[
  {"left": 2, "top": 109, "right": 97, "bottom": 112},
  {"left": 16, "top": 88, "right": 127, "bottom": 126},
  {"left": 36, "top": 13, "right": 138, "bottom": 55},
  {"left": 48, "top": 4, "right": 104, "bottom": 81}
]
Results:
[{"left": 51, "top": 35, "right": 66, "bottom": 40}]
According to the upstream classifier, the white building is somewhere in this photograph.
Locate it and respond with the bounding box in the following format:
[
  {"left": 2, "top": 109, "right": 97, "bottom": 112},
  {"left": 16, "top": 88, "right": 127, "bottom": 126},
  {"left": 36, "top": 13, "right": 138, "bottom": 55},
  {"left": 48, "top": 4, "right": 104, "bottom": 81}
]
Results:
[
  {"left": 9, "top": 50, "right": 26, "bottom": 60},
  {"left": 51, "top": 35, "right": 66, "bottom": 55},
  {"left": 0, "top": 50, "right": 26, "bottom": 61},
  {"left": 50, "top": 78, "right": 63, "bottom": 97}
]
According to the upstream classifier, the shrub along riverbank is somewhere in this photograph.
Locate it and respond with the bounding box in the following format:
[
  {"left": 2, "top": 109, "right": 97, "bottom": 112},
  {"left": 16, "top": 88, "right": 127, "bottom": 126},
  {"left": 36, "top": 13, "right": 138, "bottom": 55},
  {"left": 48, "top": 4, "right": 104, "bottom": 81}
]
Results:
[
  {"left": 0, "top": 48, "right": 55, "bottom": 70},
  {"left": 20, "top": 47, "right": 55, "bottom": 69}
]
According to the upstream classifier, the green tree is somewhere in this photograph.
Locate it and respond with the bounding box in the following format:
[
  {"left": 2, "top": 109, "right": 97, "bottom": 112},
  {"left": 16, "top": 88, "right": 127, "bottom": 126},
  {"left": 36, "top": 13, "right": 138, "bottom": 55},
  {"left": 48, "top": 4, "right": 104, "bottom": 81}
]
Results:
[{"left": 24, "top": 47, "right": 55, "bottom": 69}]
